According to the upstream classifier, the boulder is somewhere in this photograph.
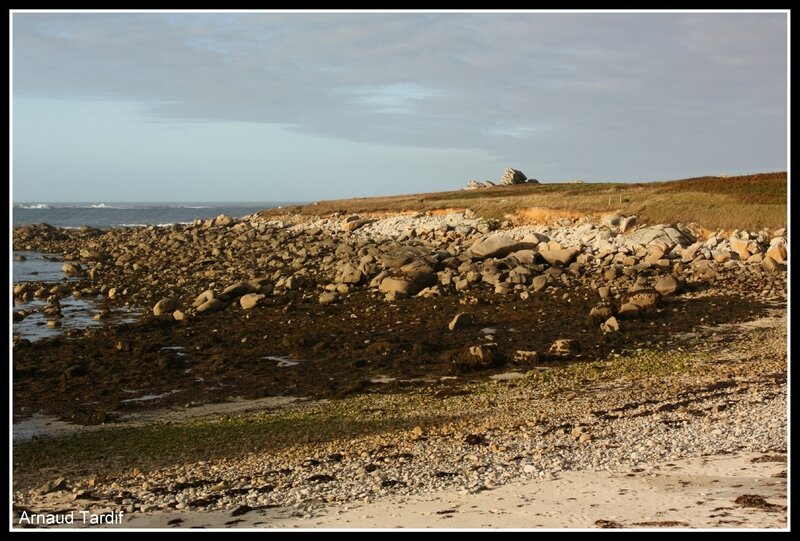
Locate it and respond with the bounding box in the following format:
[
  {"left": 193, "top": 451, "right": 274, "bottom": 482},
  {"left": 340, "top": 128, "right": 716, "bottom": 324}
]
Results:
[
  {"left": 588, "top": 303, "right": 615, "bottom": 325},
  {"left": 505, "top": 249, "right": 537, "bottom": 266},
  {"left": 318, "top": 291, "right": 339, "bottom": 305},
  {"left": 211, "top": 214, "right": 235, "bottom": 227},
  {"left": 196, "top": 298, "right": 225, "bottom": 313},
  {"left": 454, "top": 278, "right": 470, "bottom": 291},
  {"left": 512, "top": 350, "right": 539, "bottom": 365},
  {"left": 416, "top": 286, "right": 442, "bottom": 298},
  {"left": 548, "top": 339, "right": 577, "bottom": 357},
  {"left": 283, "top": 276, "right": 303, "bottom": 290},
  {"left": 621, "top": 289, "right": 662, "bottom": 310},
  {"left": 336, "top": 262, "right": 364, "bottom": 284},
  {"left": 342, "top": 215, "right": 367, "bottom": 232},
  {"left": 499, "top": 167, "right": 527, "bottom": 185},
  {"left": 601, "top": 316, "right": 620, "bottom": 333},
  {"left": 730, "top": 238, "right": 752, "bottom": 260},
  {"left": 680, "top": 241, "right": 704, "bottom": 262},
  {"left": 692, "top": 260, "right": 720, "bottom": 279},
  {"left": 654, "top": 275, "right": 681, "bottom": 296},
  {"left": 222, "top": 282, "right": 255, "bottom": 298},
  {"left": 625, "top": 225, "right": 693, "bottom": 249},
  {"left": 379, "top": 277, "right": 416, "bottom": 296},
  {"left": 604, "top": 266, "right": 621, "bottom": 280},
  {"left": 61, "top": 263, "right": 83, "bottom": 276},
  {"left": 448, "top": 312, "right": 473, "bottom": 331},
  {"left": 153, "top": 298, "right": 178, "bottom": 316},
  {"left": 619, "top": 216, "right": 637, "bottom": 233},
  {"left": 463, "top": 180, "right": 485, "bottom": 191},
  {"left": 468, "top": 343, "right": 501, "bottom": 365},
  {"left": 761, "top": 256, "right": 783, "bottom": 273},
  {"left": 644, "top": 246, "right": 666, "bottom": 264},
  {"left": 240, "top": 293, "right": 265, "bottom": 310},
  {"left": 508, "top": 266, "right": 531, "bottom": 285},
  {"left": 380, "top": 247, "right": 430, "bottom": 269},
  {"left": 532, "top": 275, "right": 548, "bottom": 293},
  {"left": 539, "top": 247, "right": 579, "bottom": 266},
  {"left": 617, "top": 303, "right": 641, "bottom": 319},
  {"left": 766, "top": 243, "right": 787, "bottom": 263},
  {"left": 711, "top": 250, "right": 731, "bottom": 263},
  {"left": 193, "top": 290, "right": 216, "bottom": 307},
  {"left": 494, "top": 283, "right": 512, "bottom": 295},
  {"left": 471, "top": 235, "right": 531, "bottom": 259},
  {"left": 601, "top": 214, "right": 624, "bottom": 228}
]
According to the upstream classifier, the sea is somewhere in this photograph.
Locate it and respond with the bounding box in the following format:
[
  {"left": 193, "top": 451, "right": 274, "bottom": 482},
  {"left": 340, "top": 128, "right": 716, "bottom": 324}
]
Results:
[{"left": 12, "top": 202, "right": 296, "bottom": 229}]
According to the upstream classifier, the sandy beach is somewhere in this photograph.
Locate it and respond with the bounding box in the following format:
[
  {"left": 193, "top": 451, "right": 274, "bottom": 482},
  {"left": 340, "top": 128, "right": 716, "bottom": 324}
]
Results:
[{"left": 18, "top": 451, "right": 787, "bottom": 529}]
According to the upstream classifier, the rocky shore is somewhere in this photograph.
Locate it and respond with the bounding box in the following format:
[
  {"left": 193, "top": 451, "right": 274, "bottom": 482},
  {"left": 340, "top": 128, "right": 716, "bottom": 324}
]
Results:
[{"left": 12, "top": 208, "right": 788, "bottom": 528}]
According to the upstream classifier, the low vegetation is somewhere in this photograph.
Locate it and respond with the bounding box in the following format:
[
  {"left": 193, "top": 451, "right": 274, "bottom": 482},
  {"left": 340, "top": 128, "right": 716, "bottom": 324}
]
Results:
[
  {"left": 12, "top": 345, "right": 710, "bottom": 481},
  {"left": 262, "top": 172, "right": 787, "bottom": 230}
]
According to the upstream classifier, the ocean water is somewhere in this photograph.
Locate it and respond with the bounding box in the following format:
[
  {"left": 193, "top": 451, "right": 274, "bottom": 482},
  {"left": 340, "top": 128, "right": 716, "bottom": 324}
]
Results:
[{"left": 12, "top": 202, "right": 296, "bottom": 229}]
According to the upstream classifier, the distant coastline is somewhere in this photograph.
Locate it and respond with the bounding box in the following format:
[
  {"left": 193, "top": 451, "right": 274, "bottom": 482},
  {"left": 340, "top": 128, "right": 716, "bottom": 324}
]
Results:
[{"left": 11, "top": 202, "right": 302, "bottom": 229}]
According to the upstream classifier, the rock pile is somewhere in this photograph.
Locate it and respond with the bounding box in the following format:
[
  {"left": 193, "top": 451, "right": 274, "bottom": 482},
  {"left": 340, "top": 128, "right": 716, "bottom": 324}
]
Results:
[
  {"left": 13, "top": 210, "right": 788, "bottom": 327},
  {"left": 462, "top": 168, "right": 539, "bottom": 190}
]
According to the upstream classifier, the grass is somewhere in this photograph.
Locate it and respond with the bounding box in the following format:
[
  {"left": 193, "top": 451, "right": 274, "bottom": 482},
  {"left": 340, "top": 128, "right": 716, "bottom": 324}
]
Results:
[{"left": 262, "top": 172, "right": 787, "bottom": 230}]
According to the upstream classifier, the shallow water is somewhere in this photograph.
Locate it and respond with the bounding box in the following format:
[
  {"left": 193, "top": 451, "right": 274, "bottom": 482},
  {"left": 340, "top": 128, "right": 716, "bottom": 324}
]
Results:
[
  {"left": 262, "top": 355, "right": 303, "bottom": 367},
  {"left": 12, "top": 251, "right": 139, "bottom": 341},
  {"left": 13, "top": 251, "right": 76, "bottom": 283}
]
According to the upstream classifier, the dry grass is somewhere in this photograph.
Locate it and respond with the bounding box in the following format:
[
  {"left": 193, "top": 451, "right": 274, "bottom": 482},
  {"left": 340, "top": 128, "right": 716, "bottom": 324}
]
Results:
[{"left": 261, "top": 172, "right": 787, "bottom": 230}]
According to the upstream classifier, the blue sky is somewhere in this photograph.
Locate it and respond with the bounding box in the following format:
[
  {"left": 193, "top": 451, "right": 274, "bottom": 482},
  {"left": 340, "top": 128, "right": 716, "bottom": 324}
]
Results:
[{"left": 11, "top": 11, "right": 788, "bottom": 202}]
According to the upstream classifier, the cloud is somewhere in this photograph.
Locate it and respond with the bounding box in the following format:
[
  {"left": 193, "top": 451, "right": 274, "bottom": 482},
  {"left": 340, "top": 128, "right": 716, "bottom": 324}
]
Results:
[{"left": 12, "top": 12, "right": 787, "bottom": 176}]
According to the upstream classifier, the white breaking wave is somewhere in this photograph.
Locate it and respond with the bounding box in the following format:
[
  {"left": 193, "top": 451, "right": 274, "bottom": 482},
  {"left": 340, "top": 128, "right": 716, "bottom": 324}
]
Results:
[
  {"left": 88, "top": 203, "right": 135, "bottom": 209},
  {"left": 16, "top": 203, "right": 52, "bottom": 209},
  {"left": 118, "top": 222, "right": 193, "bottom": 228}
]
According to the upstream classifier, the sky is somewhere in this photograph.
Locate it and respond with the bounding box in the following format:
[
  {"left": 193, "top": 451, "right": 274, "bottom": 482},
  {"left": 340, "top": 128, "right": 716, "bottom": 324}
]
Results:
[{"left": 11, "top": 11, "right": 788, "bottom": 202}]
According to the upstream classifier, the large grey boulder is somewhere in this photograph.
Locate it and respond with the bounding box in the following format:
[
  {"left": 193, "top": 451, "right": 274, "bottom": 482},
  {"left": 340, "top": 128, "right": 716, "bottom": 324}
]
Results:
[
  {"left": 499, "top": 168, "right": 527, "bottom": 185},
  {"left": 470, "top": 235, "right": 535, "bottom": 259},
  {"left": 539, "top": 247, "right": 580, "bottom": 266},
  {"left": 624, "top": 225, "right": 694, "bottom": 250}
]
